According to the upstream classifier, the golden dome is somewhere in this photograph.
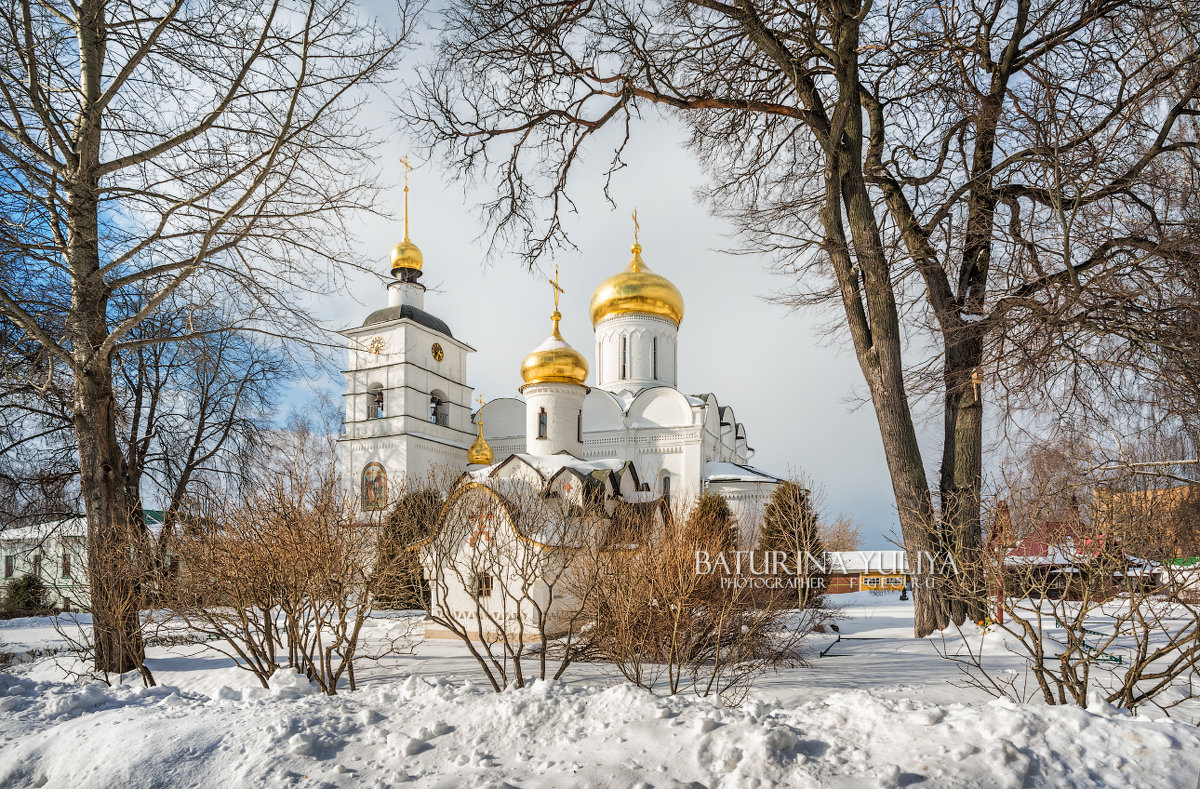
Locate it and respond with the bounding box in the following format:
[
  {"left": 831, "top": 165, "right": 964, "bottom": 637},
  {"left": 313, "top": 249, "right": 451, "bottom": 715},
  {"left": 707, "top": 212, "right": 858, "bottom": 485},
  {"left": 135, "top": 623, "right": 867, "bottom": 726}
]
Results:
[
  {"left": 520, "top": 312, "right": 589, "bottom": 387},
  {"left": 588, "top": 242, "right": 684, "bottom": 326},
  {"left": 467, "top": 429, "right": 494, "bottom": 466},
  {"left": 391, "top": 239, "right": 423, "bottom": 274}
]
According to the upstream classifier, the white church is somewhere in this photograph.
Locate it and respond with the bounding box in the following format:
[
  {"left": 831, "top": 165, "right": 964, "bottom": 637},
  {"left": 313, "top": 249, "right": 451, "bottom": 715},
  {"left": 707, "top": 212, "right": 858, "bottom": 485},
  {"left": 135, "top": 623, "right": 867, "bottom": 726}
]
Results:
[{"left": 339, "top": 179, "right": 785, "bottom": 634}]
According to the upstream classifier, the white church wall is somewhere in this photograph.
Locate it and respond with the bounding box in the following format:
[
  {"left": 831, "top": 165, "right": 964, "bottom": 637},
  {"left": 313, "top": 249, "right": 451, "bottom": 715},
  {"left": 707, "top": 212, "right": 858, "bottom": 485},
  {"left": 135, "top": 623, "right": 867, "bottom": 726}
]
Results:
[
  {"left": 594, "top": 313, "right": 678, "bottom": 391},
  {"left": 627, "top": 387, "right": 693, "bottom": 428},
  {"left": 480, "top": 398, "right": 526, "bottom": 441},
  {"left": 582, "top": 389, "right": 624, "bottom": 431},
  {"left": 522, "top": 383, "right": 586, "bottom": 456}
]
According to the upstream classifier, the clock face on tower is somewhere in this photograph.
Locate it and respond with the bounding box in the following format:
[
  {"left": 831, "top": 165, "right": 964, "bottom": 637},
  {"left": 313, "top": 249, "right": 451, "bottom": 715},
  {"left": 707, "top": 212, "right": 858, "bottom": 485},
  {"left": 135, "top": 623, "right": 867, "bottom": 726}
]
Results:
[
  {"left": 367, "top": 336, "right": 385, "bottom": 355},
  {"left": 431, "top": 342, "right": 444, "bottom": 362}
]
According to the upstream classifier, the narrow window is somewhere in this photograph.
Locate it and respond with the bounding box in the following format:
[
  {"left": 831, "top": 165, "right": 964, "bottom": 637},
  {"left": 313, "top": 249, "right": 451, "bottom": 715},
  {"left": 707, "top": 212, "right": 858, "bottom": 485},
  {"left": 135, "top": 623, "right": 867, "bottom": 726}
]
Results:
[
  {"left": 662, "top": 475, "right": 671, "bottom": 508},
  {"left": 4, "top": 555, "right": 13, "bottom": 578},
  {"left": 475, "top": 573, "right": 494, "bottom": 598},
  {"left": 430, "top": 391, "right": 449, "bottom": 426},
  {"left": 32, "top": 554, "right": 42, "bottom": 577},
  {"left": 621, "top": 335, "right": 628, "bottom": 379},
  {"left": 61, "top": 551, "right": 70, "bottom": 578},
  {"left": 577, "top": 410, "right": 583, "bottom": 443},
  {"left": 538, "top": 407, "right": 548, "bottom": 439},
  {"left": 652, "top": 336, "right": 658, "bottom": 380}
]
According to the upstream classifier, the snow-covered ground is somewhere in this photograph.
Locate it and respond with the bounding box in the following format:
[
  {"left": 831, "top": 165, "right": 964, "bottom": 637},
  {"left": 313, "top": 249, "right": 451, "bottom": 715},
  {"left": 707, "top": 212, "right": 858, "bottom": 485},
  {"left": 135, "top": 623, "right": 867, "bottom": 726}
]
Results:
[{"left": 1, "top": 593, "right": 1197, "bottom": 788}]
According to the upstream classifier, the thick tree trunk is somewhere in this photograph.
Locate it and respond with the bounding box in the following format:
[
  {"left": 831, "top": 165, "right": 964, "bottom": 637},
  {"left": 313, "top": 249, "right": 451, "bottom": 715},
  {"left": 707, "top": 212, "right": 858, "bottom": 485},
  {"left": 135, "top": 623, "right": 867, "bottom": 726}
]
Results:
[
  {"left": 75, "top": 358, "right": 147, "bottom": 676},
  {"left": 940, "top": 343, "right": 986, "bottom": 626}
]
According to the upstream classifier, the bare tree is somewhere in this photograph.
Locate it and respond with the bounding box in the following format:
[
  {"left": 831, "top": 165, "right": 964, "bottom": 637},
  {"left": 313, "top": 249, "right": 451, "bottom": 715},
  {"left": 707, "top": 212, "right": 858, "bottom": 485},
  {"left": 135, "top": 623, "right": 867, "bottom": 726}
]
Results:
[
  {"left": 167, "top": 419, "right": 411, "bottom": 694},
  {"left": 0, "top": 0, "right": 414, "bottom": 671},
  {"left": 408, "top": 0, "right": 1200, "bottom": 636}
]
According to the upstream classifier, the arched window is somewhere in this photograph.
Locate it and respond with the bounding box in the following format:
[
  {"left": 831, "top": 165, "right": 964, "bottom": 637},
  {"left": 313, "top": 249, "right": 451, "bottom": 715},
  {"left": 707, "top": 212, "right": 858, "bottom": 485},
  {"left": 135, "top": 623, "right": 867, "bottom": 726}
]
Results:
[
  {"left": 620, "top": 335, "right": 628, "bottom": 379},
  {"left": 652, "top": 336, "right": 658, "bottom": 380},
  {"left": 430, "top": 389, "right": 449, "bottom": 426},
  {"left": 577, "top": 410, "right": 583, "bottom": 443},
  {"left": 538, "top": 407, "right": 548, "bottom": 439},
  {"left": 367, "top": 383, "right": 384, "bottom": 419},
  {"left": 361, "top": 463, "right": 387, "bottom": 511},
  {"left": 661, "top": 474, "right": 671, "bottom": 508}
]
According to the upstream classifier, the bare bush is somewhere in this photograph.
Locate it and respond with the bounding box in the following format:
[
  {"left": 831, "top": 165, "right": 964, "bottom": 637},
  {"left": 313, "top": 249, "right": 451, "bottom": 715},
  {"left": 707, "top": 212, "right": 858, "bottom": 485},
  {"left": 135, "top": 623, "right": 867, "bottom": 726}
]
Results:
[
  {"left": 937, "top": 450, "right": 1200, "bottom": 716},
  {"left": 588, "top": 496, "right": 827, "bottom": 706},
  {"left": 165, "top": 420, "right": 412, "bottom": 694}
]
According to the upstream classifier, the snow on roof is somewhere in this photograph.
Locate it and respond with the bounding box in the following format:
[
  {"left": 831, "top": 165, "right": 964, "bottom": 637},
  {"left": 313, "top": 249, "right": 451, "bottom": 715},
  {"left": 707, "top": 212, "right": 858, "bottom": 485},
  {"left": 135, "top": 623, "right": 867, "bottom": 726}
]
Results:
[
  {"left": 703, "top": 462, "right": 781, "bottom": 484},
  {"left": 1, "top": 511, "right": 169, "bottom": 543},
  {"left": 506, "top": 453, "right": 627, "bottom": 478},
  {"left": 0, "top": 516, "right": 87, "bottom": 543},
  {"left": 827, "top": 551, "right": 910, "bottom": 574}
]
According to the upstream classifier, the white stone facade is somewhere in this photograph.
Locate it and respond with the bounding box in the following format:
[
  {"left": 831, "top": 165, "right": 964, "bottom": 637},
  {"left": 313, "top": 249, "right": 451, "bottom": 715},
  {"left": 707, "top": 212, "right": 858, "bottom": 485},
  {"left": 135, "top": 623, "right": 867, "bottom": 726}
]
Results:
[
  {"left": 521, "top": 382, "right": 587, "bottom": 456},
  {"left": 594, "top": 312, "right": 678, "bottom": 391}
]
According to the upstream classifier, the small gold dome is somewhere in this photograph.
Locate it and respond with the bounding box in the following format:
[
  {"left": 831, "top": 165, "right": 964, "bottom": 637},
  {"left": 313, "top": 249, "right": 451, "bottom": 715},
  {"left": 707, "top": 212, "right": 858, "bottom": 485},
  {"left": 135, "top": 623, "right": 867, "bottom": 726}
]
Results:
[
  {"left": 521, "top": 312, "right": 589, "bottom": 387},
  {"left": 467, "top": 432, "right": 494, "bottom": 466},
  {"left": 589, "top": 243, "right": 684, "bottom": 326},
  {"left": 391, "top": 239, "right": 423, "bottom": 274}
]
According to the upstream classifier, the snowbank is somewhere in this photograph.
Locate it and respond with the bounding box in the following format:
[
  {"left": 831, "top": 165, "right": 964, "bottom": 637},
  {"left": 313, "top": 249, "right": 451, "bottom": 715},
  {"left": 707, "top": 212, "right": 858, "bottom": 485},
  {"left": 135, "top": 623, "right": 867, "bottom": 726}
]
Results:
[{"left": 0, "top": 669, "right": 1196, "bottom": 788}]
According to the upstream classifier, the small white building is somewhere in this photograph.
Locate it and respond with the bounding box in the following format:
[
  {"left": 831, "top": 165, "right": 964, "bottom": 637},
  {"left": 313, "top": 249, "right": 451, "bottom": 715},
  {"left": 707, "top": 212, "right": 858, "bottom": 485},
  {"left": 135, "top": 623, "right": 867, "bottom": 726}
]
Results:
[
  {"left": 0, "top": 517, "right": 89, "bottom": 610},
  {"left": 0, "top": 511, "right": 173, "bottom": 611}
]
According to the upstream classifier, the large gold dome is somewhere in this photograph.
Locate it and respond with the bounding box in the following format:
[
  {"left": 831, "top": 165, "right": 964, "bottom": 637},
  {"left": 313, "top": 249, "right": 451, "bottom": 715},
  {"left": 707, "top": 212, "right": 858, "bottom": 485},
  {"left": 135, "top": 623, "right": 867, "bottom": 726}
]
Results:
[
  {"left": 589, "top": 243, "right": 684, "bottom": 326},
  {"left": 521, "top": 312, "right": 589, "bottom": 387},
  {"left": 391, "top": 239, "right": 423, "bottom": 274}
]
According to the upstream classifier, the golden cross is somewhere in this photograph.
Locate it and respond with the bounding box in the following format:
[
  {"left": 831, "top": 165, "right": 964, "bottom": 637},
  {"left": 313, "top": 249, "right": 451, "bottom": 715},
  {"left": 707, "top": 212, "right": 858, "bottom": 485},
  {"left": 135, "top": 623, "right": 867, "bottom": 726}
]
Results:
[
  {"left": 547, "top": 262, "right": 565, "bottom": 312},
  {"left": 632, "top": 208, "right": 640, "bottom": 246},
  {"left": 400, "top": 155, "right": 413, "bottom": 241}
]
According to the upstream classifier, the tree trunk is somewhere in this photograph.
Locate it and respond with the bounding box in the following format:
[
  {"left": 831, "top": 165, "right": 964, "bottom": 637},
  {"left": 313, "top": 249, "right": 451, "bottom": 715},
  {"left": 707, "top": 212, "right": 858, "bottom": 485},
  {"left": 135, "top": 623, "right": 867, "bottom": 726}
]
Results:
[
  {"left": 821, "top": 9, "right": 950, "bottom": 636},
  {"left": 65, "top": 0, "right": 148, "bottom": 678},
  {"left": 75, "top": 357, "right": 147, "bottom": 675},
  {"left": 940, "top": 340, "right": 986, "bottom": 626}
]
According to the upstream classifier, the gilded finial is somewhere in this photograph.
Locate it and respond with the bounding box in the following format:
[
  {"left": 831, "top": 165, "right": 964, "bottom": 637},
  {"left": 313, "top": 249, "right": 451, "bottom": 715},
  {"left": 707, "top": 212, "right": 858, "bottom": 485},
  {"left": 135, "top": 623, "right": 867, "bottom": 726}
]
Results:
[
  {"left": 547, "top": 263, "right": 565, "bottom": 339},
  {"left": 390, "top": 156, "right": 423, "bottom": 274},
  {"left": 467, "top": 393, "right": 494, "bottom": 465},
  {"left": 632, "top": 208, "right": 641, "bottom": 254},
  {"left": 400, "top": 155, "right": 413, "bottom": 242}
]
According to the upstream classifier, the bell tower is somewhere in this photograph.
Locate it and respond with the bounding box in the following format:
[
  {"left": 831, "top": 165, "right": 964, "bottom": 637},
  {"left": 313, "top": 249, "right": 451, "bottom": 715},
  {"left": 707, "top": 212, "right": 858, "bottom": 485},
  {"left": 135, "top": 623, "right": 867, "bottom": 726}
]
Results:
[{"left": 340, "top": 158, "right": 476, "bottom": 510}]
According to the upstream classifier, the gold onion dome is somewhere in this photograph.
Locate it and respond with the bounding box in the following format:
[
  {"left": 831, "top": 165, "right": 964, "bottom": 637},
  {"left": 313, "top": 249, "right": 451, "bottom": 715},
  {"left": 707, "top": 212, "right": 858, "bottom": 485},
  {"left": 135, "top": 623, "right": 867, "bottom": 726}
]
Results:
[
  {"left": 521, "top": 311, "right": 589, "bottom": 387},
  {"left": 467, "top": 420, "right": 494, "bottom": 467},
  {"left": 390, "top": 239, "right": 423, "bottom": 274},
  {"left": 589, "top": 240, "right": 684, "bottom": 326},
  {"left": 467, "top": 432, "right": 494, "bottom": 465}
]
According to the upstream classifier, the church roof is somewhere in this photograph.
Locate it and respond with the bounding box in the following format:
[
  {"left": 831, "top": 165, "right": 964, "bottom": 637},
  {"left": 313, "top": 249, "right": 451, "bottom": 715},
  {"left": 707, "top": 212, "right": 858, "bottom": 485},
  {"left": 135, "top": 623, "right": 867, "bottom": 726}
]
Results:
[
  {"left": 362, "top": 304, "right": 453, "bottom": 337},
  {"left": 703, "top": 462, "right": 781, "bottom": 484}
]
